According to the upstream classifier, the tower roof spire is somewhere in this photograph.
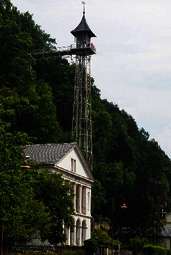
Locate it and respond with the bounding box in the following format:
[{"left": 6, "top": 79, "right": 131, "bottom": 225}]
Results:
[
  {"left": 71, "top": 2, "right": 96, "bottom": 38},
  {"left": 82, "top": 1, "right": 86, "bottom": 15}
]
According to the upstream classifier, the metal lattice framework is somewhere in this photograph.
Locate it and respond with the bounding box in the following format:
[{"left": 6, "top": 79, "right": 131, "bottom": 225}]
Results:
[
  {"left": 72, "top": 55, "right": 93, "bottom": 166},
  {"left": 33, "top": 4, "right": 96, "bottom": 169},
  {"left": 70, "top": 3, "right": 96, "bottom": 169}
]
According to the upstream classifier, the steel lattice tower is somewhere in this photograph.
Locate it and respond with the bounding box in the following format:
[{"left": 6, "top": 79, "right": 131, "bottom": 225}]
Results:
[
  {"left": 71, "top": 3, "right": 96, "bottom": 168},
  {"left": 32, "top": 3, "right": 96, "bottom": 168}
]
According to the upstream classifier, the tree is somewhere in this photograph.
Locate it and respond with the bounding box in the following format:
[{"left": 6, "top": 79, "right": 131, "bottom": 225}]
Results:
[
  {"left": 0, "top": 125, "right": 73, "bottom": 252},
  {"left": 0, "top": 171, "right": 51, "bottom": 252},
  {"left": 0, "top": 125, "right": 50, "bottom": 254},
  {"left": 33, "top": 169, "right": 73, "bottom": 244},
  {"left": 0, "top": 0, "right": 62, "bottom": 143},
  {"left": 1, "top": 0, "right": 171, "bottom": 244}
]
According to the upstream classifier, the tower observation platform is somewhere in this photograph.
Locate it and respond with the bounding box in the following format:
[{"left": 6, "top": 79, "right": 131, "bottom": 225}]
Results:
[
  {"left": 33, "top": 43, "right": 96, "bottom": 57},
  {"left": 58, "top": 42, "right": 96, "bottom": 56}
]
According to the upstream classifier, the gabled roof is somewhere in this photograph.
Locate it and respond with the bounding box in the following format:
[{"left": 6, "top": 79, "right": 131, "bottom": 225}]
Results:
[
  {"left": 71, "top": 14, "right": 96, "bottom": 38},
  {"left": 24, "top": 143, "right": 93, "bottom": 180},
  {"left": 24, "top": 143, "right": 74, "bottom": 165}
]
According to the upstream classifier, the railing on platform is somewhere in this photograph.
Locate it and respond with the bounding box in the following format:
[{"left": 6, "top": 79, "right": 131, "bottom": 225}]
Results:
[
  {"left": 33, "top": 42, "right": 96, "bottom": 57},
  {"left": 58, "top": 43, "right": 96, "bottom": 53}
]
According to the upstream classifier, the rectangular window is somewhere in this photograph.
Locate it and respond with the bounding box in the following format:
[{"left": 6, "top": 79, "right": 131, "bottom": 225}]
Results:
[{"left": 71, "top": 158, "right": 76, "bottom": 172}]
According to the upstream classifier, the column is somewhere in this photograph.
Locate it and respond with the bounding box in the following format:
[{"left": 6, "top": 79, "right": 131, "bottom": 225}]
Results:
[
  {"left": 80, "top": 222, "right": 82, "bottom": 246},
  {"left": 89, "top": 189, "right": 91, "bottom": 216},
  {"left": 65, "top": 226, "right": 70, "bottom": 245},
  {"left": 76, "top": 184, "right": 81, "bottom": 213},
  {"left": 82, "top": 186, "right": 86, "bottom": 214},
  {"left": 73, "top": 183, "right": 76, "bottom": 212},
  {"left": 79, "top": 185, "right": 82, "bottom": 213}
]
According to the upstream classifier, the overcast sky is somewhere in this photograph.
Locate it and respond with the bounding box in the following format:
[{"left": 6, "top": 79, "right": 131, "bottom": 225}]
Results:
[{"left": 11, "top": 0, "right": 171, "bottom": 157}]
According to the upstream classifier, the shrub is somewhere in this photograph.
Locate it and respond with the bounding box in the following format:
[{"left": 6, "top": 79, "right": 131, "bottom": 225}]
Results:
[
  {"left": 84, "top": 229, "right": 120, "bottom": 254},
  {"left": 63, "top": 250, "right": 84, "bottom": 255},
  {"left": 128, "top": 237, "right": 147, "bottom": 253},
  {"left": 16, "top": 252, "right": 58, "bottom": 255},
  {"left": 84, "top": 238, "right": 98, "bottom": 254},
  {"left": 143, "top": 244, "right": 168, "bottom": 255}
]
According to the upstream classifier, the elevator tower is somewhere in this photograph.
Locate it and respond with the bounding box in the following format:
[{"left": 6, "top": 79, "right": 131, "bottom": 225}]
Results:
[
  {"left": 33, "top": 3, "right": 96, "bottom": 168},
  {"left": 71, "top": 3, "right": 96, "bottom": 168}
]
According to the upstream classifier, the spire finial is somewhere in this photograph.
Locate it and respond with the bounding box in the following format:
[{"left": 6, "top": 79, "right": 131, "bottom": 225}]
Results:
[{"left": 82, "top": 1, "right": 86, "bottom": 15}]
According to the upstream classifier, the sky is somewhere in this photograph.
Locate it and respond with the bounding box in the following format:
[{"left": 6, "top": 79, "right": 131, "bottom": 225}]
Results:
[{"left": 11, "top": 0, "right": 171, "bottom": 157}]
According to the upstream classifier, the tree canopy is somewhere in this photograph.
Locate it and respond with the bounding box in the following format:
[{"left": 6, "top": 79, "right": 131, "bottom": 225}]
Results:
[
  {"left": 1, "top": 0, "right": 171, "bottom": 245},
  {"left": 0, "top": 126, "right": 73, "bottom": 253}
]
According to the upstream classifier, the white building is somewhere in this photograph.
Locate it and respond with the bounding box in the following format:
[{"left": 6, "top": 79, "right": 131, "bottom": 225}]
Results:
[
  {"left": 161, "top": 213, "right": 171, "bottom": 249},
  {"left": 24, "top": 143, "right": 93, "bottom": 246}
]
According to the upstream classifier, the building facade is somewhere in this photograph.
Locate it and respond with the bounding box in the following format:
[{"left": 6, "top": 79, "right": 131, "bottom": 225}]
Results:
[
  {"left": 24, "top": 143, "right": 93, "bottom": 246},
  {"left": 161, "top": 213, "right": 171, "bottom": 249}
]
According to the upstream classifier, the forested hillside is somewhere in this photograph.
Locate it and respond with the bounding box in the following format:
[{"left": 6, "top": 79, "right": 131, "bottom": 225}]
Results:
[{"left": 1, "top": 0, "right": 171, "bottom": 242}]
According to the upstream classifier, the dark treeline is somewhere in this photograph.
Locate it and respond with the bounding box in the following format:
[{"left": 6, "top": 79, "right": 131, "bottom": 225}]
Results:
[{"left": 1, "top": 0, "right": 171, "bottom": 244}]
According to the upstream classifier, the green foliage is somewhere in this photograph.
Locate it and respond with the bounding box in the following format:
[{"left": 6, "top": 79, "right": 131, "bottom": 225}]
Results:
[
  {"left": 63, "top": 250, "right": 84, "bottom": 255},
  {"left": 0, "top": 0, "right": 62, "bottom": 143},
  {"left": 84, "top": 238, "right": 98, "bottom": 253},
  {"left": 93, "top": 229, "right": 120, "bottom": 247},
  {"left": 0, "top": 1, "right": 73, "bottom": 249},
  {"left": 0, "top": 171, "right": 50, "bottom": 243},
  {"left": 92, "top": 99, "right": 171, "bottom": 240},
  {"left": 1, "top": 0, "right": 171, "bottom": 245},
  {"left": 15, "top": 252, "right": 58, "bottom": 255},
  {"left": 0, "top": 124, "right": 26, "bottom": 171},
  {"left": 84, "top": 229, "right": 120, "bottom": 253},
  {"left": 128, "top": 237, "right": 147, "bottom": 253},
  {"left": 15, "top": 249, "right": 84, "bottom": 255},
  {"left": 0, "top": 125, "right": 51, "bottom": 247},
  {"left": 0, "top": 125, "right": 73, "bottom": 248},
  {"left": 33, "top": 169, "right": 73, "bottom": 244},
  {"left": 143, "top": 244, "right": 168, "bottom": 255}
]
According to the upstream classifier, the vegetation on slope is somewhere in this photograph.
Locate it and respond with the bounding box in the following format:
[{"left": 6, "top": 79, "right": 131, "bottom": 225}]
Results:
[{"left": 1, "top": 0, "right": 171, "bottom": 246}]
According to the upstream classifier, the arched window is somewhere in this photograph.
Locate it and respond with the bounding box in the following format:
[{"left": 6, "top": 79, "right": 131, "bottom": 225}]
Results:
[
  {"left": 82, "top": 220, "right": 87, "bottom": 245},
  {"left": 70, "top": 218, "right": 75, "bottom": 246},
  {"left": 76, "top": 218, "right": 81, "bottom": 246}
]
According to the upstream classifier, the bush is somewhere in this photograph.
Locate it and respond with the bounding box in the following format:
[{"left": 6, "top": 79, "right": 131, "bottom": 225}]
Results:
[
  {"left": 63, "top": 250, "right": 84, "bottom": 255},
  {"left": 167, "top": 250, "right": 171, "bottom": 255},
  {"left": 128, "top": 237, "right": 147, "bottom": 253},
  {"left": 84, "top": 229, "right": 120, "bottom": 254},
  {"left": 143, "top": 244, "right": 168, "bottom": 255},
  {"left": 16, "top": 252, "right": 58, "bottom": 255},
  {"left": 84, "top": 238, "right": 98, "bottom": 254}
]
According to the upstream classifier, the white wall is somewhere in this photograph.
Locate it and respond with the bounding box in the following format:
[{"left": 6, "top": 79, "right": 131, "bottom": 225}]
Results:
[
  {"left": 166, "top": 213, "right": 171, "bottom": 223},
  {"left": 56, "top": 148, "right": 89, "bottom": 178},
  {"left": 74, "top": 215, "right": 91, "bottom": 241},
  {"left": 55, "top": 147, "right": 92, "bottom": 246}
]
